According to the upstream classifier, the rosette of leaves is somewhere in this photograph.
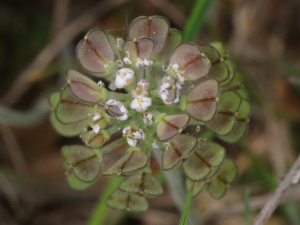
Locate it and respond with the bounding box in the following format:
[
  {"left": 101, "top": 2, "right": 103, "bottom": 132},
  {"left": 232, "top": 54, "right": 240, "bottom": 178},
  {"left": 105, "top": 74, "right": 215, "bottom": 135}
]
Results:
[{"left": 50, "top": 15, "right": 250, "bottom": 212}]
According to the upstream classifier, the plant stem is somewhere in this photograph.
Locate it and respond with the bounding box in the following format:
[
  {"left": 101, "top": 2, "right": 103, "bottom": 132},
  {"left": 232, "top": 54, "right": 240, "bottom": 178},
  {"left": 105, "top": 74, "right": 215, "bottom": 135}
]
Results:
[
  {"left": 87, "top": 178, "right": 122, "bottom": 225},
  {"left": 179, "top": 182, "right": 195, "bottom": 225}
]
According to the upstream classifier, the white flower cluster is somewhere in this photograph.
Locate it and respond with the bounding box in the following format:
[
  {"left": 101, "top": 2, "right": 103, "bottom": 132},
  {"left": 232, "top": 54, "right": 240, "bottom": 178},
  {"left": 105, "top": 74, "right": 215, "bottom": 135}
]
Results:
[
  {"left": 122, "top": 126, "right": 145, "bottom": 147},
  {"left": 123, "top": 51, "right": 153, "bottom": 68},
  {"left": 158, "top": 76, "right": 182, "bottom": 105},
  {"left": 163, "top": 63, "right": 185, "bottom": 84},
  {"left": 130, "top": 80, "right": 152, "bottom": 113},
  {"left": 115, "top": 68, "right": 134, "bottom": 89}
]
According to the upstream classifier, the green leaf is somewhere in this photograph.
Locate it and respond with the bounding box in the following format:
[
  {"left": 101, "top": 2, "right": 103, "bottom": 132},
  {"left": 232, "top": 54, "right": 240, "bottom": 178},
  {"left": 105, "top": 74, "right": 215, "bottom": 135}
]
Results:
[
  {"left": 50, "top": 112, "right": 89, "bottom": 137},
  {"left": 162, "top": 134, "right": 197, "bottom": 170},
  {"left": 62, "top": 145, "right": 101, "bottom": 183},
  {"left": 50, "top": 92, "right": 89, "bottom": 137},
  {"left": 186, "top": 179, "right": 207, "bottom": 197},
  {"left": 217, "top": 159, "right": 238, "bottom": 183},
  {"left": 76, "top": 29, "right": 114, "bottom": 74},
  {"left": 183, "top": 140, "right": 225, "bottom": 181},
  {"left": 157, "top": 28, "right": 182, "bottom": 63},
  {"left": 183, "top": 0, "right": 214, "bottom": 42},
  {"left": 207, "top": 176, "right": 227, "bottom": 199},
  {"left": 66, "top": 172, "right": 95, "bottom": 190},
  {"left": 207, "top": 61, "right": 229, "bottom": 83},
  {"left": 106, "top": 189, "right": 148, "bottom": 212},
  {"left": 102, "top": 150, "right": 149, "bottom": 176},
  {"left": 210, "top": 42, "right": 228, "bottom": 57},
  {"left": 49, "top": 92, "right": 60, "bottom": 108},
  {"left": 55, "top": 86, "right": 96, "bottom": 124},
  {"left": 186, "top": 79, "right": 220, "bottom": 121},
  {"left": 221, "top": 72, "right": 248, "bottom": 99},
  {"left": 200, "top": 44, "right": 221, "bottom": 64},
  {"left": 205, "top": 91, "right": 242, "bottom": 135},
  {"left": 156, "top": 114, "right": 190, "bottom": 142},
  {"left": 66, "top": 69, "right": 102, "bottom": 104},
  {"left": 119, "top": 173, "right": 163, "bottom": 197},
  {"left": 81, "top": 130, "right": 110, "bottom": 149},
  {"left": 169, "top": 43, "right": 211, "bottom": 81},
  {"left": 217, "top": 99, "right": 250, "bottom": 143},
  {"left": 207, "top": 159, "right": 237, "bottom": 199},
  {"left": 128, "top": 15, "right": 170, "bottom": 55}
]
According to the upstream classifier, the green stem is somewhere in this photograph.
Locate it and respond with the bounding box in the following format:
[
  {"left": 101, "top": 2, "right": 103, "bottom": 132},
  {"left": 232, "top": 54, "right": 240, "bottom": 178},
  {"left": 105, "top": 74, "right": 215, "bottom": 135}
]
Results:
[
  {"left": 144, "top": 126, "right": 154, "bottom": 156},
  {"left": 98, "top": 137, "right": 127, "bottom": 155},
  {"left": 148, "top": 108, "right": 166, "bottom": 124},
  {"left": 156, "top": 105, "right": 185, "bottom": 114},
  {"left": 102, "top": 88, "right": 131, "bottom": 101},
  {"left": 87, "top": 178, "right": 122, "bottom": 225},
  {"left": 179, "top": 183, "right": 195, "bottom": 225},
  {"left": 183, "top": 0, "right": 214, "bottom": 42},
  {"left": 106, "top": 120, "right": 130, "bottom": 135},
  {"left": 189, "top": 118, "right": 204, "bottom": 126}
]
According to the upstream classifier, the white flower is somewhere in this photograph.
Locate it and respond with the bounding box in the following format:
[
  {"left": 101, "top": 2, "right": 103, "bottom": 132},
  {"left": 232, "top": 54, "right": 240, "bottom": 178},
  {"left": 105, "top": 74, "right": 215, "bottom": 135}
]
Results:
[
  {"left": 115, "top": 68, "right": 134, "bottom": 88},
  {"left": 116, "top": 38, "right": 124, "bottom": 51},
  {"left": 158, "top": 76, "right": 181, "bottom": 105},
  {"left": 132, "top": 129, "right": 145, "bottom": 139},
  {"left": 127, "top": 138, "right": 137, "bottom": 147},
  {"left": 151, "top": 142, "right": 159, "bottom": 149},
  {"left": 106, "top": 99, "right": 128, "bottom": 121},
  {"left": 97, "top": 80, "right": 105, "bottom": 88},
  {"left": 122, "top": 127, "right": 145, "bottom": 147},
  {"left": 122, "top": 126, "right": 132, "bottom": 136},
  {"left": 91, "top": 124, "right": 100, "bottom": 133},
  {"left": 143, "top": 59, "right": 153, "bottom": 66},
  {"left": 92, "top": 113, "right": 101, "bottom": 121},
  {"left": 123, "top": 51, "right": 132, "bottom": 65},
  {"left": 143, "top": 113, "right": 153, "bottom": 124},
  {"left": 162, "top": 63, "right": 185, "bottom": 84},
  {"left": 130, "top": 96, "right": 152, "bottom": 112},
  {"left": 137, "top": 79, "right": 150, "bottom": 91},
  {"left": 136, "top": 58, "right": 144, "bottom": 68}
]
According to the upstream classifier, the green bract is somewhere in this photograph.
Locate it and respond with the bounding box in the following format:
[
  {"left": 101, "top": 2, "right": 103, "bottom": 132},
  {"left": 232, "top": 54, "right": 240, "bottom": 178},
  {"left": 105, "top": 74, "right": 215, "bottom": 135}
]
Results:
[{"left": 50, "top": 15, "right": 251, "bottom": 212}]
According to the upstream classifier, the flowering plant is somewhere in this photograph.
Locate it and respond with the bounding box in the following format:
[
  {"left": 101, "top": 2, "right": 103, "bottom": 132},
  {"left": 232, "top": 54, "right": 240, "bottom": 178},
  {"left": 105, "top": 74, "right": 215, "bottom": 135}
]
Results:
[{"left": 50, "top": 15, "right": 250, "bottom": 212}]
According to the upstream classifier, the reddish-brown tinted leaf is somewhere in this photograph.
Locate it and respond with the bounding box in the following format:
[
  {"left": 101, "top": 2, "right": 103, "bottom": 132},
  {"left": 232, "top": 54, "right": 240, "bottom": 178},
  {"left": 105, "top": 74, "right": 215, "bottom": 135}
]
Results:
[
  {"left": 76, "top": 29, "right": 114, "bottom": 74},
  {"left": 66, "top": 70, "right": 101, "bottom": 104},
  {"left": 157, "top": 114, "right": 190, "bottom": 142},
  {"left": 128, "top": 15, "right": 170, "bottom": 55},
  {"left": 186, "top": 79, "right": 220, "bottom": 121},
  {"left": 169, "top": 43, "right": 211, "bottom": 81}
]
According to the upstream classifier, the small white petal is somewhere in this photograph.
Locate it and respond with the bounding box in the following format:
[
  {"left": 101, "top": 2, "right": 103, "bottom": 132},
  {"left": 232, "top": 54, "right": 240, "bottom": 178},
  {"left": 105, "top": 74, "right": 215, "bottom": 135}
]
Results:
[
  {"left": 130, "top": 98, "right": 139, "bottom": 110},
  {"left": 93, "top": 113, "right": 101, "bottom": 121},
  {"left": 115, "top": 68, "right": 134, "bottom": 88},
  {"left": 116, "top": 38, "right": 124, "bottom": 51},
  {"left": 123, "top": 57, "right": 132, "bottom": 64},
  {"left": 119, "top": 114, "right": 128, "bottom": 121},
  {"left": 136, "top": 58, "right": 144, "bottom": 68},
  {"left": 127, "top": 138, "right": 137, "bottom": 147},
  {"left": 122, "top": 126, "right": 131, "bottom": 135},
  {"left": 92, "top": 124, "right": 100, "bottom": 133},
  {"left": 152, "top": 142, "right": 159, "bottom": 149}
]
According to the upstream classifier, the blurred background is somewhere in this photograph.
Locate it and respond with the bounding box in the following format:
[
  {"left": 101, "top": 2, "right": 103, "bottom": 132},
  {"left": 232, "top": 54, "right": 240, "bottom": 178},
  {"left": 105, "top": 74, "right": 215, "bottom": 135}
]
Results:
[{"left": 1, "top": 0, "right": 300, "bottom": 224}]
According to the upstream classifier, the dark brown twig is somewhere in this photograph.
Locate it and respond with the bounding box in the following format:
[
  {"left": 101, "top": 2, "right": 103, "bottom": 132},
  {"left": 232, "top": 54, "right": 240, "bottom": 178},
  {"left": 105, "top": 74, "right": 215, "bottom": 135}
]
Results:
[
  {"left": 1, "top": 0, "right": 130, "bottom": 106},
  {"left": 254, "top": 155, "right": 300, "bottom": 225},
  {"left": 203, "top": 185, "right": 300, "bottom": 222}
]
